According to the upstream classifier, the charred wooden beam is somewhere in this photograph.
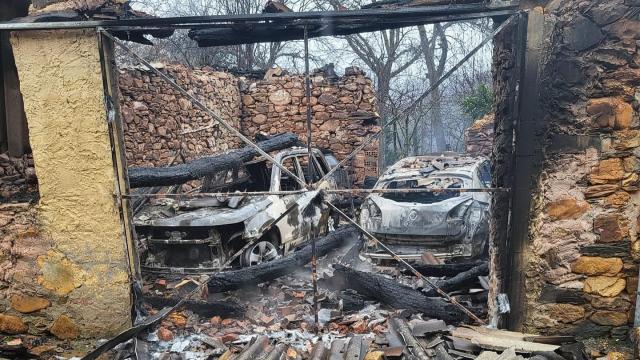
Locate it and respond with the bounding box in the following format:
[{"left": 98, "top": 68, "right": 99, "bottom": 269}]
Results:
[
  {"left": 425, "top": 262, "right": 489, "bottom": 296},
  {"left": 207, "top": 225, "right": 359, "bottom": 293},
  {"left": 188, "top": 16, "right": 480, "bottom": 47},
  {"left": 332, "top": 265, "right": 468, "bottom": 323},
  {"left": 128, "top": 132, "right": 299, "bottom": 188},
  {"left": 362, "top": 0, "right": 483, "bottom": 9},
  {"left": 0, "top": 3, "right": 518, "bottom": 31}
]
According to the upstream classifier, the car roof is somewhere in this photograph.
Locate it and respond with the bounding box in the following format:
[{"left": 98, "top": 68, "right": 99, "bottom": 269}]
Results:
[{"left": 380, "top": 154, "right": 488, "bottom": 181}]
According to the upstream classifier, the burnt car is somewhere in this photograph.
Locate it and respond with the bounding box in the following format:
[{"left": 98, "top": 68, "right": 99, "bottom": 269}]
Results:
[
  {"left": 134, "top": 147, "right": 338, "bottom": 273},
  {"left": 360, "top": 154, "right": 491, "bottom": 262}
]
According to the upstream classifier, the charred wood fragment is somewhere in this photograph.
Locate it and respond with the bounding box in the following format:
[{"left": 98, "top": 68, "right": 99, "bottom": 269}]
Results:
[
  {"left": 332, "top": 265, "right": 468, "bottom": 323},
  {"left": 424, "top": 262, "right": 489, "bottom": 296},
  {"left": 189, "top": 20, "right": 438, "bottom": 47},
  {"left": 207, "top": 226, "right": 359, "bottom": 293},
  {"left": 362, "top": 0, "right": 483, "bottom": 9},
  {"left": 129, "top": 132, "right": 299, "bottom": 188}
]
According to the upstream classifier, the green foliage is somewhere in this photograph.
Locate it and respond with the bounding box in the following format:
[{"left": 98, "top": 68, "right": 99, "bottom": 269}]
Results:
[{"left": 461, "top": 83, "right": 493, "bottom": 121}]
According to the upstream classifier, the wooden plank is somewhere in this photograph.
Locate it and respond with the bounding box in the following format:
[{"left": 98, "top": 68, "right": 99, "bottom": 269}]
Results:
[
  {"left": 451, "top": 326, "right": 559, "bottom": 353},
  {"left": 504, "top": 7, "right": 545, "bottom": 330},
  {"left": 487, "top": 13, "right": 526, "bottom": 328},
  {"left": 98, "top": 33, "right": 140, "bottom": 279}
]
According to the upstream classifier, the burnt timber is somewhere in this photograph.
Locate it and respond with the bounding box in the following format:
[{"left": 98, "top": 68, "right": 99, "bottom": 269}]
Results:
[
  {"left": 128, "top": 132, "right": 299, "bottom": 188},
  {"left": 0, "top": 3, "right": 518, "bottom": 32},
  {"left": 207, "top": 226, "right": 359, "bottom": 293},
  {"left": 425, "top": 262, "right": 489, "bottom": 296},
  {"left": 406, "top": 261, "right": 487, "bottom": 278},
  {"left": 333, "top": 265, "right": 468, "bottom": 323}
]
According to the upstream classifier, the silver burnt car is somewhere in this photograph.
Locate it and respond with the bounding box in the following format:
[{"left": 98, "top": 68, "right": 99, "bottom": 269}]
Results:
[{"left": 360, "top": 154, "right": 491, "bottom": 262}]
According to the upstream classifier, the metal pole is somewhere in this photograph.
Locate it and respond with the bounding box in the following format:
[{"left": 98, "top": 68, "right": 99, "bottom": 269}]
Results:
[{"left": 304, "top": 26, "right": 320, "bottom": 333}]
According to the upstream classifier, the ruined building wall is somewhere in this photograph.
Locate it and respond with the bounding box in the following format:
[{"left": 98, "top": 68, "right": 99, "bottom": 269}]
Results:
[
  {"left": 119, "top": 65, "right": 242, "bottom": 167},
  {"left": 518, "top": 1, "right": 640, "bottom": 347},
  {"left": 238, "top": 70, "right": 380, "bottom": 185},
  {"left": 465, "top": 113, "right": 495, "bottom": 157},
  {"left": 5, "top": 30, "right": 132, "bottom": 339},
  {"left": 120, "top": 66, "right": 381, "bottom": 185}
]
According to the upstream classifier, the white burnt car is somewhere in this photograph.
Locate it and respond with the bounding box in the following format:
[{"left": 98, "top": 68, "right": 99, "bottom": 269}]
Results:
[
  {"left": 134, "top": 147, "right": 338, "bottom": 273},
  {"left": 360, "top": 154, "right": 491, "bottom": 261}
]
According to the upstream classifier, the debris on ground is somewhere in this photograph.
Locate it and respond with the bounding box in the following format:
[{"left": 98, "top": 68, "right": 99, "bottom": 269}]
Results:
[{"left": 72, "top": 227, "right": 592, "bottom": 360}]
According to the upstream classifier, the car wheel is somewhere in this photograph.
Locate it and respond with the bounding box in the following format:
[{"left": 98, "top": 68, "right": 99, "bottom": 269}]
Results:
[{"left": 241, "top": 239, "right": 281, "bottom": 267}]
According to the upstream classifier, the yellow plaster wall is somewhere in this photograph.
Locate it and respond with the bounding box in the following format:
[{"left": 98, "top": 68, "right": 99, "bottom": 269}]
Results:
[{"left": 11, "top": 30, "right": 131, "bottom": 337}]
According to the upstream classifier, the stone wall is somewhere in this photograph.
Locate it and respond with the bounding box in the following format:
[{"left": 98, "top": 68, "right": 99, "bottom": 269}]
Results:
[
  {"left": 238, "top": 68, "right": 380, "bottom": 184},
  {"left": 119, "top": 64, "right": 242, "bottom": 167},
  {"left": 120, "top": 65, "right": 381, "bottom": 185},
  {"left": 519, "top": 1, "right": 640, "bottom": 350},
  {"left": 464, "top": 113, "right": 494, "bottom": 157},
  {"left": 7, "top": 29, "right": 132, "bottom": 344}
]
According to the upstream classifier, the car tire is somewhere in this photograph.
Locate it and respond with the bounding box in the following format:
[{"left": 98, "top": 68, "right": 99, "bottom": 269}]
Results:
[{"left": 240, "top": 233, "right": 281, "bottom": 267}]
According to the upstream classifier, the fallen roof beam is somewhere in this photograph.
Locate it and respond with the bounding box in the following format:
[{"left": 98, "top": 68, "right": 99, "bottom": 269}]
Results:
[
  {"left": 188, "top": 10, "right": 514, "bottom": 46},
  {"left": 128, "top": 132, "right": 300, "bottom": 188},
  {"left": 0, "top": 3, "right": 518, "bottom": 31}
]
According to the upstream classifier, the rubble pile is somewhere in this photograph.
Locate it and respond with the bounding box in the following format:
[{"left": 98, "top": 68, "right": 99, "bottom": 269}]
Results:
[
  {"left": 114, "top": 235, "right": 590, "bottom": 360},
  {"left": 119, "top": 64, "right": 242, "bottom": 168},
  {"left": 239, "top": 67, "right": 381, "bottom": 185},
  {"left": 464, "top": 113, "right": 494, "bottom": 157},
  {"left": 0, "top": 152, "right": 37, "bottom": 202}
]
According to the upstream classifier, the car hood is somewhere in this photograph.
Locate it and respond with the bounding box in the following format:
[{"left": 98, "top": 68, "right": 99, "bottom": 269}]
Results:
[
  {"left": 363, "top": 194, "right": 475, "bottom": 236},
  {"left": 134, "top": 196, "right": 273, "bottom": 227}
]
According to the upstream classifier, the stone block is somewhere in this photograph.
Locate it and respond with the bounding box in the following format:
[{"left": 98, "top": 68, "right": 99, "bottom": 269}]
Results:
[
  {"left": 586, "top": 98, "right": 633, "bottom": 129},
  {"left": 589, "top": 158, "right": 626, "bottom": 185},
  {"left": 563, "top": 15, "right": 604, "bottom": 51},
  {"left": 591, "top": 311, "right": 628, "bottom": 326},
  {"left": 584, "top": 184, "right": 620, "bottom": 198},
  {"left": 593, "top": 213, "right": 629, "bottom": 242},
  {"left": 269, "top": 90, "right": 292, "bottom": 106},
  {"left": 584, "top": 276, "right": 626, "bottom": 297},
  {"left": 10, "top": 294, "right": 50, "bottom": 314},
  {"left": 0, "top": 314, "right": 28, "bottom": 334},
  {"left": 605, "top": 191, "right": 630, "bottom": 208},
  {"left": 571, "top": 256, "right": 623, "bottom": 276},
  {"left": 545, "top": 303, "right": 586, "bottom": 323},
  {"left": 49, "top": 314, "right": 79, "bottom": 340},
  {"left": 544, "top": 198, "right": 589, "bottom": 220}
]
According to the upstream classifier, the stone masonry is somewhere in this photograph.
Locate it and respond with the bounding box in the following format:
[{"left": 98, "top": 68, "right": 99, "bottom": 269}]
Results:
[
  {"left": 518, "top": 0, "right": 640, "bottom": 349},
  {"left": 119, "top": 64, "right": 242, "bottom": 167},
  {"left": 120, "top": 65, "right": 380, "bottom": 185},
  {"left": 3, "top": 29, "right": 133, "bottom": 344},
  {"left": 238, "top": 68, "right": 380, "bottom": 184}
]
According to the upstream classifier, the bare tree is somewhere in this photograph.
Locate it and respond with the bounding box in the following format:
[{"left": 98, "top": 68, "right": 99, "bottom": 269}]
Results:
[
  {"left": 417, "top": 23, "right": 450, "bottom": 152},
  {"left": 130, "top": 0, "right": 312, "bottom": 70}
]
